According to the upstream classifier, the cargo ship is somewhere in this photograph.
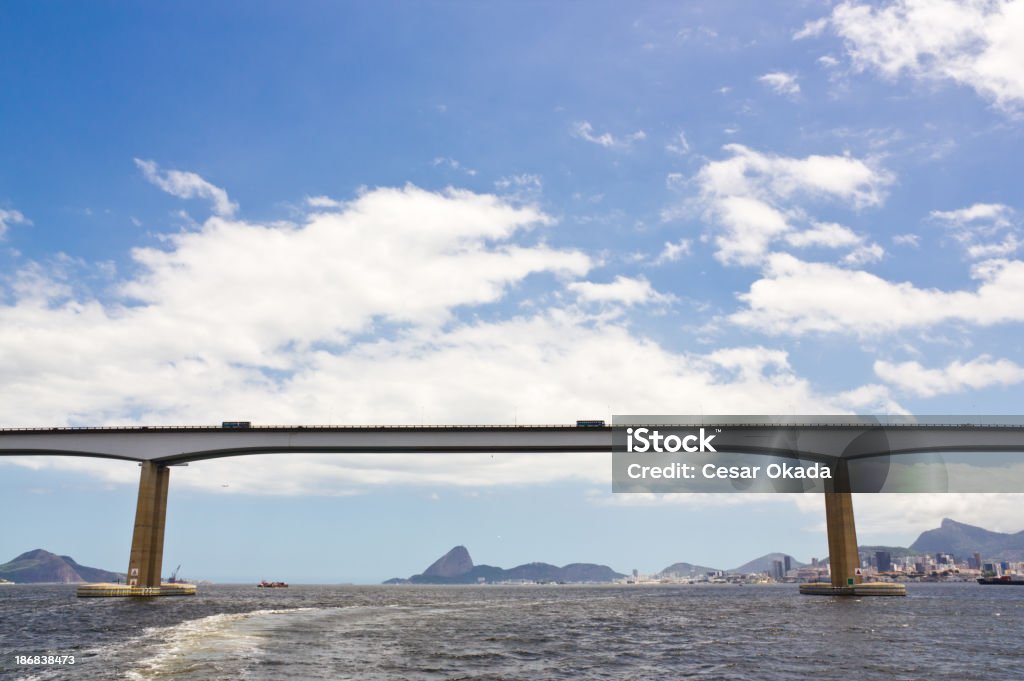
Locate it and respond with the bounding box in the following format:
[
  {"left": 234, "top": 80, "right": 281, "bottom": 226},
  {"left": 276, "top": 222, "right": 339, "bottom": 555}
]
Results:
[
  {"left": 257, "top": 580, "right": 288, "bottom": 588},
  {"left": 977, "top": 575, "right": 1024, "bottom": 585}
]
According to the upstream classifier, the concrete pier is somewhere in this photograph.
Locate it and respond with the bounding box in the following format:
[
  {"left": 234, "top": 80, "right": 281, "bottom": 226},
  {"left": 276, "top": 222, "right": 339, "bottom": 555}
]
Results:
[
  {"left": 77, "top": 582, "right": 196, "bottom": 598},
  {"left": 799, "top": 582, "right": 906, "bottom": 596}
]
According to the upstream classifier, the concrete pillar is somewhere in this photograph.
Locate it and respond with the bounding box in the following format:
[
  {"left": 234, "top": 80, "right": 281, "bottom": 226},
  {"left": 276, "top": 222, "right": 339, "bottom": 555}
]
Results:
[
  {"left": 825, "top": 460, "right": 862, "bottom": 588},
  {"left": 127, "top": 462, "right": 170, "bottom": 588}
]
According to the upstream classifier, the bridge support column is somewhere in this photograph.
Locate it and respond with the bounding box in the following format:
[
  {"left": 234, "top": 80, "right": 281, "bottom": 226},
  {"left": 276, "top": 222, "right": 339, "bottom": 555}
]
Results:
[
  {"left": 126, "top": 462, "right": 169, "bottom": 588},
  {"left": 824, "top": 490, "right": 861, "bottom": 588}
]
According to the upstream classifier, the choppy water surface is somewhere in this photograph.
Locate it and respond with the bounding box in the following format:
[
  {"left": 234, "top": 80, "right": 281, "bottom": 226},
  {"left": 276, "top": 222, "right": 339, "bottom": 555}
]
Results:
[{"left": 2, "top": 583, "right": 1022, "bottom": 680}]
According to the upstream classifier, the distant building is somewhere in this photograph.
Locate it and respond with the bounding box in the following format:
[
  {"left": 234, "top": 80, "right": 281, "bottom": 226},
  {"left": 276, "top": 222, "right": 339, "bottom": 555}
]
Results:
[
  {"left": 810, "top": 557, "right": 818, "bottom": 566},
  {"left": 973, "top": 553, "right": 982, "bottom": 570},
  {"left": 772, "top": 559, "right": 784, "bottom": 581},
  {"left": 875, "top": 551, "right": 892, "bottom": 573},
  {"left": 783, "top": 555, "right": 792, "bottom": 574}
]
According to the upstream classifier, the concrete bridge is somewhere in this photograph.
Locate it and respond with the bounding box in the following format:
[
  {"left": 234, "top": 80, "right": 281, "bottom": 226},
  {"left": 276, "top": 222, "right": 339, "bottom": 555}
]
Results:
[{"left": 1, "top": 417, "right": 1022, "bottom": 593}]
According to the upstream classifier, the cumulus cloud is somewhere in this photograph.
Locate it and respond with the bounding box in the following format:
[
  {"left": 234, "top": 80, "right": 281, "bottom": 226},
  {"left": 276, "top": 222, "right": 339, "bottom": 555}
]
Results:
[
  {"left": 571, "top": 121, "right": 647, "bottom": 149},
  {"left": 0, "top": 185, "right": 591, "bottom": 423},
  {"left": 568, "top": 275, "right": 674, "bottom": 306},
  {"left": 653, "top": 239, "right": 692, "bottom": 264},
  {"left": 135, "top": 158, "right": 238, "bottom": 217},
  {"left": 692, "top": 144, "right": 892, "bottom": 265},
  {"left": 874, "top": 355, "right": 1024, "bottom": 397},
  {"left": 784, "top": 222, "right": 864, "bottom": 249},
  {"left": 828, "top": 0, "right": 1024, "bottom": 113},
  {"left": 0, "top": 207, "right": 30, "bottom": 240},
  {"left": 931, "top": 202, "right": 1013, "bottom": 227},
  {"left": 793, "top": 17, "right": 829, "bottom": 40},
  {"left": 731, "top": 253, "right": 1024, "bottom": 336},
  {"left": 931, "top": 202, "right": 1019, "bottom": 259},
  {"left": 758, "top": 71, "right": 801, "bottom": 96}
]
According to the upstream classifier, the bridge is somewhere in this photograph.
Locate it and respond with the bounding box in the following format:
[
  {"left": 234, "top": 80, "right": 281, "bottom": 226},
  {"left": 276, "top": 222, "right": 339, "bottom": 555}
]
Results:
[{"left": 2, "top": 417, "right": 1022, "bottom": 595}]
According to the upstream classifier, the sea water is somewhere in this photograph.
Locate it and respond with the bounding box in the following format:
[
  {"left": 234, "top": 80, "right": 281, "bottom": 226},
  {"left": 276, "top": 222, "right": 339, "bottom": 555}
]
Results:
[{"left": 2, "top": 583, "right": 1022, "bottom": 679}]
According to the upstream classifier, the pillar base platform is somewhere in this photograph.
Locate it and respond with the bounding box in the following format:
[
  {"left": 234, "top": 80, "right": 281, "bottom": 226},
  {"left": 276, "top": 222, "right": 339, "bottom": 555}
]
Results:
[
  {"left": 76, "top": 582, "right": 197, "bottom": 598},
  {"left": 799, "top": 582, "right": 906, "bottom": 596}
]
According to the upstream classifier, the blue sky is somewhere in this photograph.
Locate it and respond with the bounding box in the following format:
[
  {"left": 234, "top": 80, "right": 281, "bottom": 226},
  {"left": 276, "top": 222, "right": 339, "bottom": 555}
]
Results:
[{"left": 2, "top": 1, "right": 1024, "bottom": 583}]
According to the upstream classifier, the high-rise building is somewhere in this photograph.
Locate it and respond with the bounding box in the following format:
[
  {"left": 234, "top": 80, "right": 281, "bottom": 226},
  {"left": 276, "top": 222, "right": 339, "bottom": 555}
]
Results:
[
  {"left": 973, "top": 553, "right": 982, "bottom": 570},
  {"left": 772, "top": 560, "right": 784, "bottom": 581},
  {"left": 783, "top": 555, "right": 792, "bottom": 574},
  {"left": 875, "top": 551, "right": 892, "bottom": 573}
]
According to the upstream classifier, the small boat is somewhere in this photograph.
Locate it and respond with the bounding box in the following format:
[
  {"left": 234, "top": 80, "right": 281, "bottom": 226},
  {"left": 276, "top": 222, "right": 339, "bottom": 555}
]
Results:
[
  {"left": 257, "top": 580, "right": 288, "bottom": 588},
  {"left": 977, "top": 575, "right": 1024, "bottom": 585}
]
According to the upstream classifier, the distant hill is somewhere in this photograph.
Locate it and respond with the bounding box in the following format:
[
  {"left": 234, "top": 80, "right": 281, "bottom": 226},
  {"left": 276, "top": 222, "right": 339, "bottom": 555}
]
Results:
[
  {"left": 910, "top": 518, "right": 1024, "bottom": 561},
  {"left": 658, "top": 561, "right": 721, "bottom": 577},
  {"left": 385, "top": 546, "right": 626, "bottom": 584},
  {"left": 0, "top": 549, "right": 124, "bottom": 584},
  {"left": 422, "top": 545, "right": 474, "bottom": 577},
  {"left": 729, "top": 553, "right": 805, "bottom": 574}
]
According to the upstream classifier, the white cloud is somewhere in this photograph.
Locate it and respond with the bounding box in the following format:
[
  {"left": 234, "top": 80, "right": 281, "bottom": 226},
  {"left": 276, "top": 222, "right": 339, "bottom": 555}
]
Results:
[
  {"left": 571, "top": 121, "right": 647, "bottom": 149},
  {"left": 841, "top": 242, "right": 885, "bottom": 265},
  {"left": 653, "top": 239, "right": 692, "bottom": 265},
  {"left": 305, "top": 195, "right": 343, "bottom": 209},
  {"left": 698, "top": 144, "right": 890, "bottom": 210},
  {"left": 568, "top": 275, "right": 674, "bottom": 306},
  {"left": 495, "top": 174, "right": 542, "bottom": 192},
  {"left": 665, "top": 131, "right": 690, "bottom": 155},
  {"left": 874, "top": 355, "right": 1024, "bottom": 397},
  {"left": 712, "top": 196, "right": 792, "bottom": 265},
  {"left": 0, "top": 185, "right": 592, "bottom": 423},
  {"left": 892, "top": 233, "right": 920, "bottom": 247},
  {"left": 731, "top": 253, "right": 1024, "bottom": 336},
  {"left": 785, "top": 222, "right": 863, "bottom": 249},
  {"left": 432, "top": 156, "right": 477, "bottom": 176},
  {"left": 817, "top": 55, "right": 841, "bottom": 68},
  {"left": 665, "top": 172, "right": 686, "bottom": 190},
  {"left": 931, "top": 202, "right": 1019, "bottom": 259},
  {"left": 0, "top": 207, "right": 30, "bottom": 239},
  {"left": 829, "top": 0, "right": 1024, "bottom": 113},
  {"left": 793, "top": 17, "right": 829, "bottom": 40},
  {"left": 931, "top": 202, "right": 1012, "bottom": 227},
  {"left": 966, "top": 235, "right": 1020, "bottom": 259},
  {"left": 853, "top": 494, "right": 1024, "bottom": 538},
  {"left": 134, "top": 158, "right": 238, "bottom": 217},
  {"left": 692, "top": 144, "right": 893, "bottom": 265},
  {"left": 758, "top": 71, "right": 801, "bottom": 96},
  {"left": 494, "top": 174, "right": 543, "bottom": 202}
]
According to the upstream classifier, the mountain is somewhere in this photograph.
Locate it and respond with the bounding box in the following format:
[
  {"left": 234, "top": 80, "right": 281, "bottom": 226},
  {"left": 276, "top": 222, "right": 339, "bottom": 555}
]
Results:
[
  {"left": 658, "top": 561, "right": 721, "bottom": 577},
  {"left": 422, "top": 545, "right": 474, "bottom": 577},
  {"left": 729, "top": 553, "right": 805, "bottom": 574},
  {"left": 910, "top": 518, "right": 1024, "bottom": 561},
  {"left": 385, "top": 546, "right": 626, "bottom": 584},
  {"left": 0, "top": 549, "right": 124, "bottom": 584}
]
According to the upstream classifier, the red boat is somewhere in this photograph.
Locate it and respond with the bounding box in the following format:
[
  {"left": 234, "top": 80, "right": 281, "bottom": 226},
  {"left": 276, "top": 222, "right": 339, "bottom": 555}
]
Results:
[{"left": 257, "top": 580, "right": 288, "bottom": 588}]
